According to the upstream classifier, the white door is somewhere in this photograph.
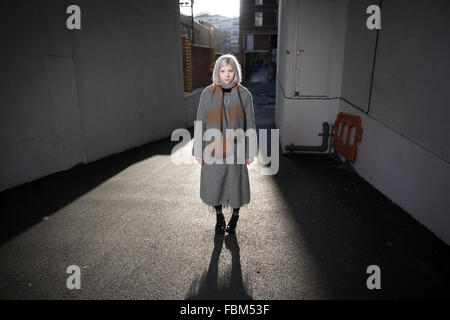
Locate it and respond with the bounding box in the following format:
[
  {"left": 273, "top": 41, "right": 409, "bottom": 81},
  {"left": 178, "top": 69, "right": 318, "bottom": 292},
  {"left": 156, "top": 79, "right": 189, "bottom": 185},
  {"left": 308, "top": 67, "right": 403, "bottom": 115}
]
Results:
[{"left": 294, "top": 0, "right": 335, "bottom": 97}]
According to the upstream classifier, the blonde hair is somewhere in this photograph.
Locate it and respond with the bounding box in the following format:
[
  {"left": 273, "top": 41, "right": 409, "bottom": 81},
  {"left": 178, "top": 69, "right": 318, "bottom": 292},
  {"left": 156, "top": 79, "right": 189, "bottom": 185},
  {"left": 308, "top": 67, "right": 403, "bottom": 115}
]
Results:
[{"left": 212, "top": 54, "right": 242, "bottom": 85}]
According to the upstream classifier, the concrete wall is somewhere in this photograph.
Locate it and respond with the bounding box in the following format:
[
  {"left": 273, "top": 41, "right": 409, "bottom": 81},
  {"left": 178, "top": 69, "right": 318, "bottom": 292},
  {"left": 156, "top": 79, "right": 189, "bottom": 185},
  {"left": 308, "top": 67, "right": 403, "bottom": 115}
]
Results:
[
  {"left": 339, "top": 0, "right": 450, "bottom": 244},
  {"left": 184, "top": 87, "right": 204, "bottom": 128},
  {"left": 0, "top": 0, "right": 185, "bottom": 192},
  {"left": 276, "top": 0, "right": 349, "bottom": 150},
  {"left": 276, "top": 0, "right": 450, "bottom": 244},
  {"left": 341, "top": 0, "right": 379, "bottom": 112},
  {"left": 369, "top": 0, "right": 450, "bottom": 161}
]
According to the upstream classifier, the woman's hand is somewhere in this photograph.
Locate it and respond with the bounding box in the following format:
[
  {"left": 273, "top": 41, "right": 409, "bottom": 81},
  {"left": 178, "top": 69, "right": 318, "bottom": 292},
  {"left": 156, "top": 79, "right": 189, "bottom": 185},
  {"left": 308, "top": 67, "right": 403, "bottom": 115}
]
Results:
[
  {"left": 195, "top": 156, "right": 204, "bottom": 165},
  {"left": 245, "top": 157, "right": 254, "bottom": 165}
]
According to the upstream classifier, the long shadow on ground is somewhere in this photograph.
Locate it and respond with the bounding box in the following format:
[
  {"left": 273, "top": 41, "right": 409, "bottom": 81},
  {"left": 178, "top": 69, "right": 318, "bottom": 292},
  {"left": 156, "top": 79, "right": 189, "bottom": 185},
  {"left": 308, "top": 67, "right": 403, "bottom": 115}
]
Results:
[{"left": 185, "top": 233, "right": 253, "bottom": 300}]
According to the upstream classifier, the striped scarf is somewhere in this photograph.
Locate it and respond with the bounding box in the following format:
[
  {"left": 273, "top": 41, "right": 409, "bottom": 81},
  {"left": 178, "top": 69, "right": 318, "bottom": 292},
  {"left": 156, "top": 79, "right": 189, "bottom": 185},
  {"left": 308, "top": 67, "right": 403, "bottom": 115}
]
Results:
[{"left": 205, "top": 82, "right": 245, "bottom": 158}]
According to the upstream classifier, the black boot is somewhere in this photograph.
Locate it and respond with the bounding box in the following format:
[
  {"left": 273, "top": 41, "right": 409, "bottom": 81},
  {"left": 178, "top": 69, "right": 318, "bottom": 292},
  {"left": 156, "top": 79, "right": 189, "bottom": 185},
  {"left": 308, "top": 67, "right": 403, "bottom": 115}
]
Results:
[
  {"left": 225, "top": 215, "right": 239, "bottom": 234},
  {"left": 215, "top": 213, "right": 226, "bottom": 234}
]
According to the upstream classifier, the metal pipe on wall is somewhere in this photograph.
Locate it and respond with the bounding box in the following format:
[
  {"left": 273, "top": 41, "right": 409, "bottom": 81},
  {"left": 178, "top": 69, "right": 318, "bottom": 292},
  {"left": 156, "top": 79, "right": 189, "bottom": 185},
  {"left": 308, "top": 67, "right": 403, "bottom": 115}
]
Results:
[{"left": 285, "top": 122, "right": 332, "bottom": 153}]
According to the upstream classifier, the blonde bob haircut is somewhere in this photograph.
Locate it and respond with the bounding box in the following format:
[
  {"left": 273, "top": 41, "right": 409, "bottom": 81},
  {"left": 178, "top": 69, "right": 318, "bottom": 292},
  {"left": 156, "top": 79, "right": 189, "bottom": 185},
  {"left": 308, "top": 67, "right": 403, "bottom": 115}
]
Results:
[{"left": 212, "top": 54, "right": 242, "bottom": 85}]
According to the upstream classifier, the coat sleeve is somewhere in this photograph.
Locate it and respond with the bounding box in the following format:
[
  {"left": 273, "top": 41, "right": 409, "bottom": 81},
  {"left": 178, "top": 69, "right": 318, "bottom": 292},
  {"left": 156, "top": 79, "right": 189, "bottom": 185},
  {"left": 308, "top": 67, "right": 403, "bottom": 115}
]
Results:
[
  {"left": 192, "top": 90, "right": 207, "bottom": 157},
  {"left": 243, "top": 90, "right": 258, "bottom": 158}
]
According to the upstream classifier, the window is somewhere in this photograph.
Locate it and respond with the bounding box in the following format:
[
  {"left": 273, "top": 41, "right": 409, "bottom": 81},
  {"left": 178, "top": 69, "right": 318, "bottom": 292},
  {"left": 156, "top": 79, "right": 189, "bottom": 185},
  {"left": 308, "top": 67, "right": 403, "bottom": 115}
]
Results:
[
  {"left": 232, "top": 30, "right": 238, "bottom": 36},
  {"left": 255, "top": 12, "right": 263, "bottom": 26},
  {"left": 247, "top": 34, "right": 254, "bottom": 50},
  {"left": 255, "top": 0, "right": 263, "bottom": 5}
]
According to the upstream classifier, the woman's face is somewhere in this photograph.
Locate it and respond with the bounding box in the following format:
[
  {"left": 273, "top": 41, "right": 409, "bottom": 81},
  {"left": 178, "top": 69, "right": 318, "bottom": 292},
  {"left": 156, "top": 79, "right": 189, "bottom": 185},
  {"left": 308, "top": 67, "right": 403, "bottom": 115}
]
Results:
[{"left": 219, "top": 64, "right": 235, "bottom": 84}]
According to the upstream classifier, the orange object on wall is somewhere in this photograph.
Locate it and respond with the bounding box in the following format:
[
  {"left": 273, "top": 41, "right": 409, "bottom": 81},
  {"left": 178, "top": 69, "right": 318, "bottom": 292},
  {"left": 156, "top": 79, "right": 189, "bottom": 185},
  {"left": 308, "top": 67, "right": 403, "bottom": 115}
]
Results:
[{"left": 332, "top": 112, "right": 363, "bottom": 163}]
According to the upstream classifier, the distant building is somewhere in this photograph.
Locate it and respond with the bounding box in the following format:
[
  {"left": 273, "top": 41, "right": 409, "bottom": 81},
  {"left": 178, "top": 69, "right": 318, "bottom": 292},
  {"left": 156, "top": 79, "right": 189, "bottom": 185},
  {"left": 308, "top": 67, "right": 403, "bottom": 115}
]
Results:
[
  {"left": 195, "top": 14, "right": 239, "bottom": 55},
  {"left": 197, "top": 20, "right": 226, "bottom": 53},
  {"left": 180, "top": 13, "right": 225, "bottom": 52},
  {"left": 239, "top": 0, "right": 278, "bottom": 80}
]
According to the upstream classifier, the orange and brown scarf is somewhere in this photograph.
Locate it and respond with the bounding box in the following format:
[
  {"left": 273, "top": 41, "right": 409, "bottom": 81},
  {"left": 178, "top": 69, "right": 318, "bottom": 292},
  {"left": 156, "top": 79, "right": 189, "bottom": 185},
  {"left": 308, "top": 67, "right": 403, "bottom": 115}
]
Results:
[{"left": 205, "top": 83, "right": 245, "bottom": 158}]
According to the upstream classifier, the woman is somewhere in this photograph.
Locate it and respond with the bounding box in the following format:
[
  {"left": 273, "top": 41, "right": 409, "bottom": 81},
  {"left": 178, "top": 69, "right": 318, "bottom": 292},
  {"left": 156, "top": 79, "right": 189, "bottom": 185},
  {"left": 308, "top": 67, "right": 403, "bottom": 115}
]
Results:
[{"left": 192, "top": 54, "right": 257, "bottom": 235}]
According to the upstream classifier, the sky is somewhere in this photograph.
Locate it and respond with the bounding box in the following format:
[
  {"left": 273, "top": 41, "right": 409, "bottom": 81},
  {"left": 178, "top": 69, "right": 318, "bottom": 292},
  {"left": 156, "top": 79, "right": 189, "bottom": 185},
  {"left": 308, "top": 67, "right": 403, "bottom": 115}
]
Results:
[{"left": 179, "top": 0, "right": 240, "bottom": 18}]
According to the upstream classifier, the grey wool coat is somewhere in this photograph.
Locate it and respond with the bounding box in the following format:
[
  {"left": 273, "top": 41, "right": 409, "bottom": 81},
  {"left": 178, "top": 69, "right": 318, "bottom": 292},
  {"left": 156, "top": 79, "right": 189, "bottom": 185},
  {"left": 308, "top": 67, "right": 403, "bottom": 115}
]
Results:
[{"left": 192, "top": 83, "right": 257, "bottom": 209}]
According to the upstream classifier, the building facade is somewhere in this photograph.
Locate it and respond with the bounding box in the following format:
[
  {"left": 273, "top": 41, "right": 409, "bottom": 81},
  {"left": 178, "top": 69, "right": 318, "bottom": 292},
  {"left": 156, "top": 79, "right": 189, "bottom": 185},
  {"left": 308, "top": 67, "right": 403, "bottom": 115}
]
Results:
[
  {"left": 195, "top": 14, "right": 239, "bottom": 55},
  {"left": 180, "top": 13, "right": 225, "bottom": 52},
  {"left": 239, "top": 0, "right": 279, "bottom": 80}
]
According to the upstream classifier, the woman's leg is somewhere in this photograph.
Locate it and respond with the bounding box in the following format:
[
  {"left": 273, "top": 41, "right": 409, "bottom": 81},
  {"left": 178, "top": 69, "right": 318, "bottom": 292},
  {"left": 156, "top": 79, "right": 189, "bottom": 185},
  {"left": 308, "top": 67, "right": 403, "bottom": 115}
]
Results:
[
  {"left": 226, "top": 207, "right": 240, "bottom": 234},
  {"left": 214, "top": 204, "right": 225, "bottom": 234},
  {"left": 214, "top": 204, "right": 223, "bottom": 214}
]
